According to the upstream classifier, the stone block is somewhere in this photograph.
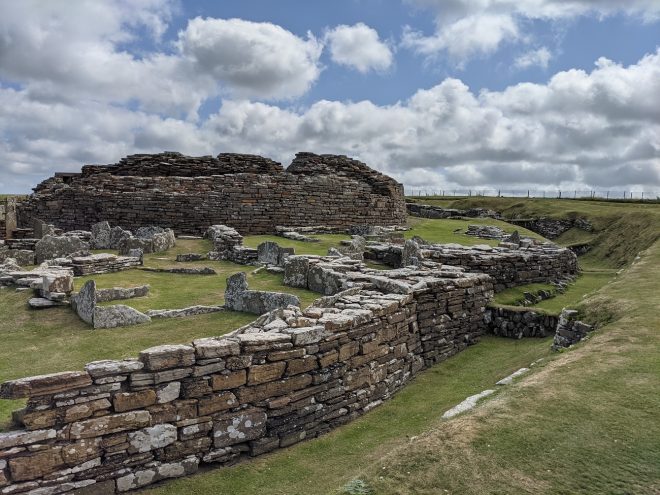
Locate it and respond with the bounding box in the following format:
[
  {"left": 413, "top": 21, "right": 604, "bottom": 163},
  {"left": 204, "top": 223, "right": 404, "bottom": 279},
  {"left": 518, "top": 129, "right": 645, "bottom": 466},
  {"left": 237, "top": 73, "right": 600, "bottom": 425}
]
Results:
[
  {"left": 248, "top": 362, "right": 286, "bottom": 385},
  {"left": 86, "top": 359, "right": 144, "bottom": 379},
  {"left": 193, "top": 337, "right": 240, "bottom": 359},
  {"left": 127, "top": 424, "right": 178, "bottom": 453},
  {"left": 198, "top": 391, "right": 238, "bottom": 416},
  {"left": 8, "top": 448, "right": 65, "bottom": 481},
  {"left": 113, "top": 390, "right": 157, "bottom": 412},
  {"left": 0, "top": 428, "right": 56, "bottom": 449},
  {"left": 140, "top": 344, "right": 195, "bottom": 371},
  {"left": 213, "top": 409, "right": 267, "bottom": 448},
  {"left": 210, "top": 370, "right": 247, "bottom": 391},
  {"left": 0, "top": 371, "right": 92, "bottom": 399},
  {"left": 69, "top": 411, "right": 151, "bottom": 439}
]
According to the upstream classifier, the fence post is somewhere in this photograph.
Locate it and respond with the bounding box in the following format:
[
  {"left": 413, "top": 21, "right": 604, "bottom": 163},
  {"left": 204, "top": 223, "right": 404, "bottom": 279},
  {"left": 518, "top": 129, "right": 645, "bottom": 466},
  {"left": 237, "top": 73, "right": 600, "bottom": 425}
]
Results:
[{"left": 558, "top": 191, "right": 561, "bottom": 199}]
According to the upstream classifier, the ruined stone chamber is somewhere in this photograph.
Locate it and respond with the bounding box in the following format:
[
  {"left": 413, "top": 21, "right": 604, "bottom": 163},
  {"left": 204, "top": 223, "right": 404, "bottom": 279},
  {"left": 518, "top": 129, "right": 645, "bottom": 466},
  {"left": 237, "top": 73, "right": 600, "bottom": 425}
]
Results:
[
  {"left": 0, "top": 262, "right": 493, "bottom": 494},
  {"left": 17, "top": 152, "right": 408, "bottom": 235}
]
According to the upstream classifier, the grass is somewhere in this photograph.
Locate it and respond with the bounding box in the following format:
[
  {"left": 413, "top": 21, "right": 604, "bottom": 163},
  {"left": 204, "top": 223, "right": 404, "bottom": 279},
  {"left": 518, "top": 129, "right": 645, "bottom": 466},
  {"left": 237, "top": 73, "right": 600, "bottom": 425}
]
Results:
[
  {"left": 243, "top": 234, "right": 350, "bottom": 256},
  {"left": 407, "top": 196, "right": 660, "bottom": 267},
  {"left": 492, "top": 269, "right": 616, "bottom": 315},
  {"left": 404, "top": 216, "right": 543, "bottom": 246}
]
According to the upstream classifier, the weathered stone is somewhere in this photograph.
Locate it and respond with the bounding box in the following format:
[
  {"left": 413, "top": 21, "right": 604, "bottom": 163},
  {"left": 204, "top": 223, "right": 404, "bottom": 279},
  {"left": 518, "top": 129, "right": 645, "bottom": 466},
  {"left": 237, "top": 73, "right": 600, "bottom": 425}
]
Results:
[
  {"left": 71, "top": 280, "right": 96, "bottom": 325},
  {"left": 283, "top": 326, "right": 329, "bottom": 346},
  {"left": 34, "top": 235, "right": 89, "bottom": 264},
  {"left": 0, "top": 371, "right": 92, "bottom": 399},
  {"left": 156, "top": 382, "right": 181, "bottom": 404},
  {"left": 8, "top": 448, "right": 65, "bottom": 481},
  {"left": 0, "top": 429, "right": 56, "bottom": 449},
  {"left": 210, "top": 370, "right": 247, "bottom": 391},
  {"left": 113, "top": 390, "right": 157, "bottom": 412},
  {"left": 283, "top": 256, "right": 310, "bottom": 288},
  {"left": 197, "top": 391, "right": 238, "bottom": 416},
  {"left": 85, "top": 359, "right": 144, "bottom": 379},
  {"left": 127, "top": 424, "right": 177, "bottom": 453},
  {"left": 69, "top": 411, "right": 151, "bottom": 439},
  {"left": 93, "top": 304, "right": 151, "bottom": 329},
  {"left": 248, "top": 362, "right": 286, "bottom": 385},
  {"left": 225, "top": 272, "right": 300, "bottom": 314},
  {"left": 61, "top": 438, "right": 102, "bottom": 465},
  {"left": 213, "top": 409, "right": 267, "bottom": 448},
  {"left": 140, "top": 345, "right": 195, "bottom": 371},
  {"left": 90, "top": 221, "right": 112, "bottom": 249}
]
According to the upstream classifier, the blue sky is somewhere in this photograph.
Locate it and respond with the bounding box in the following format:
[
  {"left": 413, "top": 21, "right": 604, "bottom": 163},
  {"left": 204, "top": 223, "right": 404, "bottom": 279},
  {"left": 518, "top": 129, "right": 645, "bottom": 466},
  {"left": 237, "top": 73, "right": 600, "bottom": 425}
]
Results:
[{"left": 0, "top": 0, "right": 659, "bottom": 193}]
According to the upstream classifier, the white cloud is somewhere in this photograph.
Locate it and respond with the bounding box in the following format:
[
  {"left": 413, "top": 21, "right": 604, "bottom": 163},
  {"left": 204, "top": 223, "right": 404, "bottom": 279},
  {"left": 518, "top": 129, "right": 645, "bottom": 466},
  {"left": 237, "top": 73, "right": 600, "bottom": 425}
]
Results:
[
  {"left": 2, "top": 49, "right": 659, "bottom": 194},
  {"left": 403, "top": 14, "right": 519, "bottom": 61},
  {"left": 402, "top": 0, "right": 660, "bottom": 63},
  {"left": 178, "top": 17, "right": 323, "bottom": 99},
  {"left": 325, "top": 23, "right": 393, "bottom": 73},
  {"left": 514, "top": 47, "right": 552, "bottom": 69}
]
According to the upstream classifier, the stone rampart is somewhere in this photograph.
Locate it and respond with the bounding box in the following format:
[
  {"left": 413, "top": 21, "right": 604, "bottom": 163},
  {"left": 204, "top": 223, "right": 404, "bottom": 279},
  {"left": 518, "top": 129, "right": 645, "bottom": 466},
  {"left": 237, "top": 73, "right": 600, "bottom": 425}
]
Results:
[
  {"left": 0, "top": 264, "right": 492, "bottom": 494},
  {"left": 17, "top": 152, "right": 407, "bottom": 235}
]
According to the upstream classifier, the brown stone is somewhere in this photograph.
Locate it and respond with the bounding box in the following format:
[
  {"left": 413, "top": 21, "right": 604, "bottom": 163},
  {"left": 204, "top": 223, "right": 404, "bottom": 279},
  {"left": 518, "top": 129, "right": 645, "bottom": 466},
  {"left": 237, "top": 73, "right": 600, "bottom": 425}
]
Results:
[
  {"left": 8, "top": 448, "right": 65, "bottom": 481},
  {"left": 64, "top": 398, "right": 112, "bottom": 423},
  {"left": 61, "top": 438, "right": 102, "bottom": 465},
  {"left": 247, "top": 362, "right": 286, "bottom": 385},
  {"left": 210, "top": 370, "right": 247, "bottom": 391},
  {"left": 139, "top": 345, "right": 195, "bottom": 371},
  {"left": 338, "top": 341, "right": 359, "bottom": 361},
  {"left": 0, "top": 371, "right": 92, "bottom": 399},
  {"left": 113, "top": 390, "right": 157, "bottom": 412},
  {"left": 69, "top": 411, "right": 151, "bottom": 439},
  {"left": 286, "top": 356, "right": 318, "bottom": 375},
  {"left": 237, "top": 374, "right": 313, "bottom": 403},
  {"left": 148, "top": 400, "right": 197, "bottom": 424},
  {"left": 18, "top": 409, "right": 59, "bottom": 430},
  {"left": 318, "top": 350, "right": 339, "bottom": 368},
  {"left": 198, "top": 392, "right": 238, "bottom": 416},
  {"left": 267, "top": 348, "right": 305, "bottom": 361}
]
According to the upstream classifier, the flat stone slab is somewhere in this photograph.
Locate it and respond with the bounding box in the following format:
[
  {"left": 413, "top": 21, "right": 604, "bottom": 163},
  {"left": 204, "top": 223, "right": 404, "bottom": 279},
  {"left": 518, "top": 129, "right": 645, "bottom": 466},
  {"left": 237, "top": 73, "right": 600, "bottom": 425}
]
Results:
[
  {"left": 139, "top": 267, "right": 217, "bottom": 275},
  {"left": 496, "top": 368, "right": 530, "bottom": 385},
  {"left": 28, "top": 297, "right": 62, "bottom": 309},
  {"left": 147, "top": 306, "right": 225, "bottom": 319},
  {"left": 442, "top": 389, "right": 495, "bottom": 419}
]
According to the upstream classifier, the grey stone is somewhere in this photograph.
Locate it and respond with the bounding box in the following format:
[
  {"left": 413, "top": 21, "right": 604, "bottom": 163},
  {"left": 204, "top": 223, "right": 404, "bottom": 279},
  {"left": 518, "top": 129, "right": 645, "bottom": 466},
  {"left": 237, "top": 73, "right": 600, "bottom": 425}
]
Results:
[
  {"left": 34, "top": 235, "right": 89, "bottom": 264},
  {"left": 91, "top": 221, "right": 112, "bottom": 249},
  {"left": 146, "top": 305, "right": 224, "bottom": 319},
  {"left": 401, "top": 239, "right": 422, "bottom": 267},
  {"left": 224, "top": 272, "right": 300, "bottom": 314},
  {"left": 28, "top": 297, "right": 62, "bottom": 309},
  {"left": 71, "top": 280, "right": 96, "bottom": 325},
  {"left": 109, "top": 226, "right": 132, "bottom": 249},
  {"left": 442, "top": 389, "right": 495, "bottom": 419},
  {"left": 128, "top": 424, "right": 177, "bottom": 453},
  {"left": 95, "top": 285, "right": 150, "bottom": 303},
  {"left": 213, "top": 409, "right": 267, "bottom": 448},
  {"left": 93, "top": 305, "right": 151, "bottom": 329}
]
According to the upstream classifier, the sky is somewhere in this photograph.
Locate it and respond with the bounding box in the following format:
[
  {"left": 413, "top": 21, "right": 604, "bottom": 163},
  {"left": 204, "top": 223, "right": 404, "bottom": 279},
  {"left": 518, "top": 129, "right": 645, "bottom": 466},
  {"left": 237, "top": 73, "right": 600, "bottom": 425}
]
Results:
[{"left": 0, "top": 0, "right": 659, "bottom": 194}]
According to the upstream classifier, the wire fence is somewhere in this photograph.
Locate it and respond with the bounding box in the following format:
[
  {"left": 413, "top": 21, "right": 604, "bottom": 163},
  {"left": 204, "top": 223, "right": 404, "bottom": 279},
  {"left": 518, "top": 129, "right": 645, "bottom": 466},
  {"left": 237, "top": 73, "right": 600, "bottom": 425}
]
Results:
[{"left": 404, "top": 188, "right": 660, "bottom": 201}]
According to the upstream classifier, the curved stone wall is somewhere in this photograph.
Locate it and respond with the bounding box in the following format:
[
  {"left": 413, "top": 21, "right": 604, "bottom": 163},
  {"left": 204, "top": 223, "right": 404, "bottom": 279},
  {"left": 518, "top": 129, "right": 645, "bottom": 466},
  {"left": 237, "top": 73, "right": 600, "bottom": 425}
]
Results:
[
  {"left": 17, "top": 152, "right": 407, "bottom": 235},
  {"left": 0, "top": 265, "right": 492, "bottom": 494}
]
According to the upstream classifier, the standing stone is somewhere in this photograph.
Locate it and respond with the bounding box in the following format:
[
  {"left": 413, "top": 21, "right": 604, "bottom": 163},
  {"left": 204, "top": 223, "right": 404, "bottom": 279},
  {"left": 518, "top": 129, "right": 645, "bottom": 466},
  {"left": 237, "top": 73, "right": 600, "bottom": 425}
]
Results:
[
  {"left": 401, "top": 239, "right": 422, "bottom": 267},
  {"left": 71, "top": 280, "right": 96, "bottom": 325},
  {"left": 91, "top": 221, "right": 112, "bottom": 249}
]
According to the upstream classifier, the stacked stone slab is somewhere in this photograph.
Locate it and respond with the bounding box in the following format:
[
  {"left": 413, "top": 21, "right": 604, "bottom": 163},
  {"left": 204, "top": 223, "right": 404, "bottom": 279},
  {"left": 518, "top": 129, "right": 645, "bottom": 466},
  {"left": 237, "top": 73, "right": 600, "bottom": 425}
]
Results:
[
  {"left": 465, "top": 224, "right": 506, "bottom": 240},
  {"left": 206, "top": 225, "right": 258, "bottom": 265},
  {"left": 484, "top": 307, "right": 559, "bottom": 339},
  {"left": 69, "top": 254, "right": 142, "bottom": 276},
  {"left": 0, "top": 261, "right": 492, "bottom": 494},
  {"left": 552, "top": 309, "right": 593, "bottom": 349},
  {"left": 17, "top": 152, "right": 407, "bottom": 235},
  {"left": 365, "top": 241, "right": 578, "bottom": 292}
]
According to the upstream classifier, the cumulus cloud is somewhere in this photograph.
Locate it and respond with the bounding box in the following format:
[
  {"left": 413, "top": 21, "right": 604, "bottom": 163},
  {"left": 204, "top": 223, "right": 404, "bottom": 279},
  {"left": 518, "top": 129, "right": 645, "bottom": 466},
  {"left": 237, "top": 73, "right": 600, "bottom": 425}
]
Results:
[
  {"left": 403, "top": 0, "right": 660, "bottom": 63},
  {"left": 514, "top": 47, "right": 552, "bottom": 69},
  {"left": 2, "top": 49, "right": 659, "bottom": 194},
  {"left": 325, "top": 23, "right": 393, "bottom": 73},
  {"left": 178, "top": 17, "right": 323, "bottom": 99}
]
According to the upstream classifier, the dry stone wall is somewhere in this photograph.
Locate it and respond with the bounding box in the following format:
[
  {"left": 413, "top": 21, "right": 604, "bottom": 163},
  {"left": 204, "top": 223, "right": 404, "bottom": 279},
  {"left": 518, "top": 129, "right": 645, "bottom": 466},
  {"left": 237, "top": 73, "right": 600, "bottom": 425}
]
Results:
[
  {"left": 18, "top": 152, "right": 407, "bottom": 235},
  {"left": 0, "top": 263, "right": 492, "bottom": 494}
]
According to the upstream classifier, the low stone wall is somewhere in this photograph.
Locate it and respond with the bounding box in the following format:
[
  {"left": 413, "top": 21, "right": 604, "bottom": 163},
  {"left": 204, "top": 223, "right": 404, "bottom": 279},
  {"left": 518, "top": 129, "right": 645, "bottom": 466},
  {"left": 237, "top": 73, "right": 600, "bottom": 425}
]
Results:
[
  {"left": 406, "top": 202, "right": 500, "bottom": 219},
  {"left": 365, "top": 242, "right": 578, "bottom": 292},
  {"left": 484, "top": 306, "right": 559, "bottom": 339},
  {"left": 0, "top": 264, "right": 492, "bottom": 494}
]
